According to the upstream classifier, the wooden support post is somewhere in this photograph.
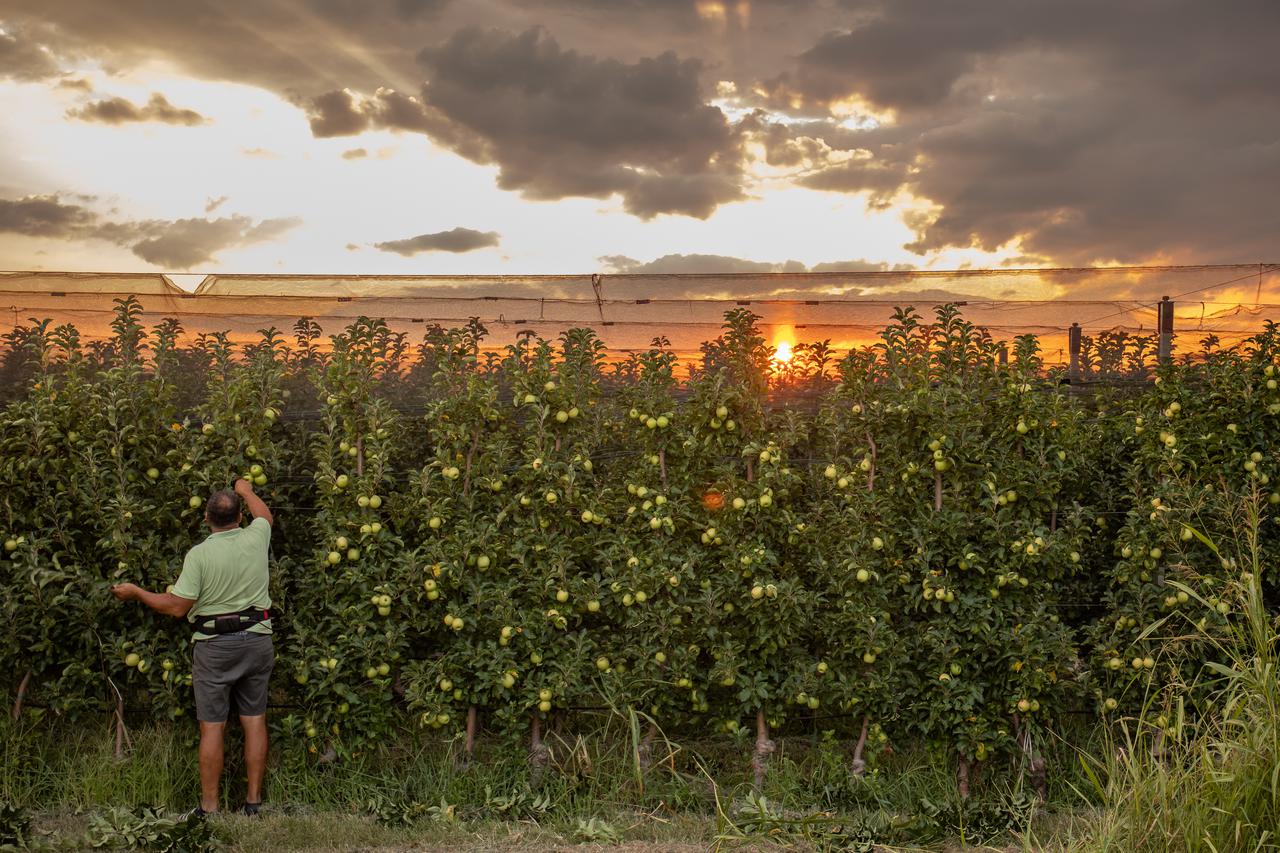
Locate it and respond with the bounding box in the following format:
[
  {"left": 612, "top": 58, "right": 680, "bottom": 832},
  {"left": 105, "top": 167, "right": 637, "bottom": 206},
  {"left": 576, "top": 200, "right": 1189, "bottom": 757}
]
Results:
[
  {"left": 1068, "top": 322, "right": 1081, "bottom": 382},
  {"left": 1157, "top": 296, "right": 1174, "bottom": 365},
  {"left": 998, "top": 345, "right": 1008, "bottom": 366}
]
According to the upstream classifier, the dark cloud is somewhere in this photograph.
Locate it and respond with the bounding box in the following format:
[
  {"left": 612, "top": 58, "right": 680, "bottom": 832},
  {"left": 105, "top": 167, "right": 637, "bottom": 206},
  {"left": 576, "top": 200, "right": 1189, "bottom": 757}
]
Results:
[
  {"left": 55, "top": 76, "right": 92, "bottom": 91},
  {"left": 0, "top": 194, "right": 97, "bottom": 236},
  {"left": 5, "top": 0, "right": 1280, "bottom": 265},
  {"left": 308, "top": 89, "right": 367, "bottom": 136},
  {"left": 0, "top": 21, "right": 60, "bottom": 80},
  {"left": 303, "top": 0, "right": 451, "bottom": 26},
  {"left": 0, "top": 1, "right": 450, "bottom": 98},
  {"left": 0, "top": 193, "right": 300, "bottom": 268},
  {"left": 67, "top": 92, "right": 208, "bottom": 125},
  {"left": 753, "top": 0, "right": 1280, "bottom": 264},
  {"left": 204, "top": 195, "right": 229, "bottom": 213},
  {"left": 373, "top": 227, "right": 500, "bottom": 255},
  {"left": 418, "top": 27, "right": 745, "bottom": 218},
  {"left": 127, "top": 216, "right": 300, "bottom": 267},
  {"left": 809, "top": 259, "right": 915, "bottom": 273},
  {"left": 599, "top": 254, "right": 913, "bottom": 277},
  {"left": 394, "top": 0, "right": 451, "bottom": 17},
  {"left": 601, "top": 253, "right": 804, "bottom": 274},
  {"left": 306, "top": 27, "right": 746, "bottom": 218}
]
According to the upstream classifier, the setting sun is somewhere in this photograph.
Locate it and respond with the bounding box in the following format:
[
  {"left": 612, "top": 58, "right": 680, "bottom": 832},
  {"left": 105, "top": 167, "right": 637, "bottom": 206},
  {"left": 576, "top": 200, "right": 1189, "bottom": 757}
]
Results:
[{"left": 772, "top": 340, "right": 794, "bottom": 363}]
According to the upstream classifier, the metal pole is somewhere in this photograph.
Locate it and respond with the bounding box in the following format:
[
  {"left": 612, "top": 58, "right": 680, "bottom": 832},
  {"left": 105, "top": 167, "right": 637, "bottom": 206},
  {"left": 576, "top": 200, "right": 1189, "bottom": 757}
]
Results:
[
  {"left": 1068, "top": 323, "right": 1081, "bottom": 381},
  {"left": 1157, "top": 296, "right": 1174, "bottom": 364}
]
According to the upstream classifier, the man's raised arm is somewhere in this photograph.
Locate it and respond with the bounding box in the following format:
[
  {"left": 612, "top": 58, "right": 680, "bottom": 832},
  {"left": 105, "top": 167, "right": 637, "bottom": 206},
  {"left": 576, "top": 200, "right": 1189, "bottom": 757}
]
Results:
[{"left": 235, "top": 478, "right": 273, "bottom": 526}]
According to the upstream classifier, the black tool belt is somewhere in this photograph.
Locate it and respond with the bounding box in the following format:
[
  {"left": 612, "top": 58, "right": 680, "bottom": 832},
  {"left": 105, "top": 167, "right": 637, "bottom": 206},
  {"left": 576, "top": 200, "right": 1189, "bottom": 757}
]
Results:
[{"left": 196, "top": 607, "right": 271, "bottom": 635}]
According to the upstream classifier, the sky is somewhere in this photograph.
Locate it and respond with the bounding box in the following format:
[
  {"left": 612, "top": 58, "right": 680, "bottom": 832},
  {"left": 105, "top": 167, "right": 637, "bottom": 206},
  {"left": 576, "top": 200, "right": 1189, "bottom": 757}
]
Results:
[{"left": 0, "top": 0, "right": 1277, "bottom": 303}]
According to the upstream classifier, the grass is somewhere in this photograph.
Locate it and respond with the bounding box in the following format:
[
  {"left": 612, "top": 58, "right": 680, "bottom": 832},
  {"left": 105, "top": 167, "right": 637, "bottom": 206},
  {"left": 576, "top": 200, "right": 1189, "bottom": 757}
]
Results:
[
  {"left": 0, "top": 711, "right": 1095, "bottom": 851},
  {"left": 6, "top": 599, "right": 1277, "bottom": 851},
  {"left": 5, "top": 672, "right": 1273, "bottom": 851},
  {"left": 1061, "top": 512, "right": 1280, "bottom": 853}
]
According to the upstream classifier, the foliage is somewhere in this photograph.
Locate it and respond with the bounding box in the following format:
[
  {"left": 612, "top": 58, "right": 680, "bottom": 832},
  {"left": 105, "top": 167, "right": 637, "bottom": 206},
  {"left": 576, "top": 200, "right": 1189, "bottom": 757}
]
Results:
[
  {"left": 0, "top": 298, "right": 1277, "bottom": 821},
  {"left": 0, "top": 802, "right": 33, "bottom": 849},
  {"left": 85, "top": 806, "right": 213, "bottom": 853}
]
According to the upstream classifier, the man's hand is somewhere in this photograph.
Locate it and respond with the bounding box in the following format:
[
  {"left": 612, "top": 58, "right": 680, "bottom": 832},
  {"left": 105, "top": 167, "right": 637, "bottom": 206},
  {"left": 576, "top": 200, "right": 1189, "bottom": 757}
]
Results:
[
  {"left": 237, "top": 478, "right": 274, "bottom": 526},
  {"left": 110, "top": 582, "right": 140, "bottom": 602}
]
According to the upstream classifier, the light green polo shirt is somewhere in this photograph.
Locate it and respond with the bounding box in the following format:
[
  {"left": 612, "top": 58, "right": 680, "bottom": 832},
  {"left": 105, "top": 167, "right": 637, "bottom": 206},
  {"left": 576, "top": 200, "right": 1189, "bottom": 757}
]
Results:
[{"left": 174, "top": 516, "right": 273, "bottom": 641}]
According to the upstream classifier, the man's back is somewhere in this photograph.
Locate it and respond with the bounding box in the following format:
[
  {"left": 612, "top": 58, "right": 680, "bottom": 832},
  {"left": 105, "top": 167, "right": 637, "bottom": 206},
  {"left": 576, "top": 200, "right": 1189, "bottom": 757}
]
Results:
[{"left": 174, "top": 516, "right": 273, "bottom": 640}]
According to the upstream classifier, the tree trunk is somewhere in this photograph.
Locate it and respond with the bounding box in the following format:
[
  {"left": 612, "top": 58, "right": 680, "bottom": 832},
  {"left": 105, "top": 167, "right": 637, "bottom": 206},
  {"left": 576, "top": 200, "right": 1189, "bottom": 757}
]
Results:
[
  {"left": 114, "top": 698, "right": 127, "bottom": 760},
  {"left": 461, "top": 428, "right": 480, "bottom": 498},
  {"left": 1030, "top": 754, "right": 1047, "bottom": 801},
  {"left": 934, "top": 470, "right": 943, "bottom": 511},
  {"left": 865, "top": 433, "right": 877, "bottom": 492},
  {"left": 957, "top": 757, "right": 971, "bottom": 799},
  {"left": 850, "top": 715, "right": 870, "bottom": 777},
  {"left": 463, "top": 704, "right": 478, "bottom": 764},
  {"left": 1014, "top": 713, "right": 1048, "bottom": 800},
  {"left": 355, "top": 436, "right": 364, "bottom": 477},
  {"left": 529, "top": 713, "right": 549, "bottom": 775},
  {"left": 637, "top": 720, "right": 659, "bottom": 771},
  {"left": 11, "top": 670, "right": 31, "bottom": 721},
  {"left": 751, "top": 709, "right": 775, "bottom": 792}
]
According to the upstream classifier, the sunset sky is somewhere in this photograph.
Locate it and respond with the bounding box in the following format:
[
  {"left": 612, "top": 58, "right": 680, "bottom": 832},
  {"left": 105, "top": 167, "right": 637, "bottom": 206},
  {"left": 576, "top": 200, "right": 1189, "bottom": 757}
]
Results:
[{"left": 0, "top": 1, "right": 1277, "bottom": 302}]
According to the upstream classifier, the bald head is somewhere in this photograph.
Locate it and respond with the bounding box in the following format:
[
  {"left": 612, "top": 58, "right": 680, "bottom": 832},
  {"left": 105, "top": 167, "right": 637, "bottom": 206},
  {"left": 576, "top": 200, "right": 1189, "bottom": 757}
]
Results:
[{"left": 206, "top": 490, "right": 241, "bottom": 529}]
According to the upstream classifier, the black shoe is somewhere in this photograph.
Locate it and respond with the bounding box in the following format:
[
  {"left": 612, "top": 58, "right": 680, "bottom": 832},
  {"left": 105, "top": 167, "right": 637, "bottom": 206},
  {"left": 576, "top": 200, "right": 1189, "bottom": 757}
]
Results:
[
  {"left": 181, "top": 806, "right": 212, "bottom": 820},
  {"left": 238, "top": 801, "right": 262, "bottom": 817}
]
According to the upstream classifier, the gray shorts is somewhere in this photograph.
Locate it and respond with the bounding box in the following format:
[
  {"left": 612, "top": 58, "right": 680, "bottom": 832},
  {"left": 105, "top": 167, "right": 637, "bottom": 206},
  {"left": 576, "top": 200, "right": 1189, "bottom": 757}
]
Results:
[{"left": 192, "top": 631, "right": 274, "bottom": 722}]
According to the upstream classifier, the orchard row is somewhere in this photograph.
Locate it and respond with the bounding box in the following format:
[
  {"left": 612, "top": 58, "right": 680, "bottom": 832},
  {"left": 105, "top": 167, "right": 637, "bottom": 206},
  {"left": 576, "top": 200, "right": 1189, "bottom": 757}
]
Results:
[{"left": 1, "top": 300, "right": 1277, "bottom": 788}]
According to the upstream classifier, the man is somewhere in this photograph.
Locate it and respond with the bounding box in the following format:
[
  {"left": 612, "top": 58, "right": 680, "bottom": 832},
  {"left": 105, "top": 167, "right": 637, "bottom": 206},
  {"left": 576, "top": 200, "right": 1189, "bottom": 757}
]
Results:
[{"left": 111, "top": 478, "right": 274, "bottom": 817}]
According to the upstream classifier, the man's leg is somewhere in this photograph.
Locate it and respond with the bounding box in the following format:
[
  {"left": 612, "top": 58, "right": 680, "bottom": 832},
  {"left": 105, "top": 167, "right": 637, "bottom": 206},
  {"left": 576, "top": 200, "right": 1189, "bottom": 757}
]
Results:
[
  {"left": 240, "top": 714, "right": 268, "bottom": 804},
  {"left": 197, "top": 721, "right": 226, "bottom": 813},
  {"left": 233, "top": 634, "right": 274, "bottom": 810}
]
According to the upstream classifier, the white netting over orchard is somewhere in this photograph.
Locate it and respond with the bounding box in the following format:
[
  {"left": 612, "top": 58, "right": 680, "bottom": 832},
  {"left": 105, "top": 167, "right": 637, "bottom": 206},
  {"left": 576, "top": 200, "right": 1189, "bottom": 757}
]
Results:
[{"left": 2, "top": 264, "right": 1277, "bottom": 365}]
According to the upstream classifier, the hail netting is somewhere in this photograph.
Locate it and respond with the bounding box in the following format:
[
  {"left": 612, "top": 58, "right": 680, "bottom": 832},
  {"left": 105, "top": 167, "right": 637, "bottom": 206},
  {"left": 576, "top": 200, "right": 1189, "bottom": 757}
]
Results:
[{"left": 1, "top": 264, "right": 1278, "bottom": 363}]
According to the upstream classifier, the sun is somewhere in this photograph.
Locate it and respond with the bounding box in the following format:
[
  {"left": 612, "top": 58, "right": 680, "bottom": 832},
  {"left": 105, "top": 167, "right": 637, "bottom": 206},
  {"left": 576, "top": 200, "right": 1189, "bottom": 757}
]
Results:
[{"left": 772, "top": 340, "right": 794, "bottom": 363}]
